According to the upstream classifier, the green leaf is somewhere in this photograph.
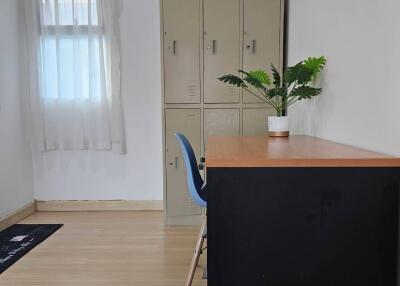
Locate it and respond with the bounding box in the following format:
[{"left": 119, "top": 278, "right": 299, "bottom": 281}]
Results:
[
  {"left": 271, "top": 64, "right": 281, "bottom": 87},
  {"left": 237, "top": 70, "right": 266, "bottom": 91},
  {"left": 247, "top": 70, "right": 271, "bottom": 85},
  {"left": 290, "top": 86, "right": 322, "bottom": 99},
  {"left": 303, "top": 56, "right": 326, "bottom": 78},
  {"left": 284, "top": 63, "right": 313, "bottom": 86},
  {"left": 218, "top": 74, "right": 247, "bottom": 88},
  {"left": 243, "top": 76, "right": 265, "bottom": 90},
  {"left": 238, "top": 70, "right": 251, "bottom": 77},
  {"left": 218, "top": 56, "right": 326, "bottom": 105},
  {"left": 266, "top": 88, "right": 280, "bottom": 99}
]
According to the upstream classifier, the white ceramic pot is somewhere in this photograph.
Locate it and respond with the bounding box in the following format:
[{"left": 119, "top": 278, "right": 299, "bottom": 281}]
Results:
[{"left": 268, "top": 116, "right": 289, "bottom": 137}]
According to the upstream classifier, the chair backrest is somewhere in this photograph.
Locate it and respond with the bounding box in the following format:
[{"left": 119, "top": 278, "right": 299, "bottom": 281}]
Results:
[{"left": 174, "top": 133, "right": 207, "bottom": 208}]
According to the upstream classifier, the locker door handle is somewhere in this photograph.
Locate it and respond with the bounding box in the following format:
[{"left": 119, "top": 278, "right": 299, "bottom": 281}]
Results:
[
  {"left": 212, "top": 40, "right": 217, "bottom": 55},
  {"left": 251, "top": 40, "right": 256, "bottom": 55},
  {"left": 172, "top": 40, "right": 177, "bottom": 55},
  {"left": 207, "top": 40, "right": 217, "bottom": 55}
]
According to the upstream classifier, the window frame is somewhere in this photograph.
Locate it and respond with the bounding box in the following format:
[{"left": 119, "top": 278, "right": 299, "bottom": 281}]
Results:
[{"left": 37, "top": 0, "right": 106, "bottom": 101}]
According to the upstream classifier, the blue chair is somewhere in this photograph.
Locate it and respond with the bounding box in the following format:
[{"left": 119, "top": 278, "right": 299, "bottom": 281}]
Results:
[{"left": 175, "top": 133, "right": 207, "bottom": 286}]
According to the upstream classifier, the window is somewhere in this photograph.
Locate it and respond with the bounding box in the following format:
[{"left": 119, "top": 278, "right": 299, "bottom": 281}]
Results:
[
  {"left": 22, "top": 0, "right": 125, "bottom": 152},
  {"left": 39, "top": 0, "right": 104, "bottom": 101}
]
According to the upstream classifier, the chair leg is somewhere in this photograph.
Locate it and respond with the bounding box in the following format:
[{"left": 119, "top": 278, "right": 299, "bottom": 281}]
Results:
[{"left": 185, "top": 216, "right": 207, "bottom": 286}]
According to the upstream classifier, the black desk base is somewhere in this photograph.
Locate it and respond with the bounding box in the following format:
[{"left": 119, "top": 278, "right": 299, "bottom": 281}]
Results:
[{"left": 207, "top": 168, "right": 400, "bottom": 286}]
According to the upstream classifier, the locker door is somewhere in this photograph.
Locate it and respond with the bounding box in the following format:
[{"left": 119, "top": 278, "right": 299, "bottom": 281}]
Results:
[
  {"left": 204, "top": 109, "right": 240, "bottom": 148},
  {"left": 243, "top": 0, "right": 282, "bottom": 103},
  {"left": 165, "top": 109, "right": 202, "bottom": 218},
  {"left": 243, "top": 108, "right": 275, "bottom": 136},
  {"left": 163, "top": 0, "right": 201, "bottom": 103},
  {"left": 204, "top": 0, "right": 240, "bottom": 103}
]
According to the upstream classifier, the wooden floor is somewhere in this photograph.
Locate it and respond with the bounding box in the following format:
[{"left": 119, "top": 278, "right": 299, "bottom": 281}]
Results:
[{"left": 0, "top": 211, "right": 207, "bottom": 286}]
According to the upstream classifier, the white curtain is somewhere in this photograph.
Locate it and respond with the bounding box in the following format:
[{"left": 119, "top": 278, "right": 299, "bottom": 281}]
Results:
[{"left": 22, "top": 0, "right": 125, "bottom": 152}]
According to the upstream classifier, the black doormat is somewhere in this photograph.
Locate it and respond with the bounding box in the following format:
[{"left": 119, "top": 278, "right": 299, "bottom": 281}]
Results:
[{"left": 0, "top": 224, "right": 63, "bottom": 274}]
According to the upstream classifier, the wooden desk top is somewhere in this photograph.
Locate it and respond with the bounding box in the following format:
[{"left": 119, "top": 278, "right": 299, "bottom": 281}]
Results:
[{"left": 206, "top": 135, "right": 400, "bottom": 168}]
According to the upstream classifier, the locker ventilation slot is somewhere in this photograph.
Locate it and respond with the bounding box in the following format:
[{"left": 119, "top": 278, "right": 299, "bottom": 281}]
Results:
[
  {"left": 187, "top": 85, "right": 199, "bottom": 97},
  {"left": 227, "top": 87, "right": 236, "bottom": 96}
]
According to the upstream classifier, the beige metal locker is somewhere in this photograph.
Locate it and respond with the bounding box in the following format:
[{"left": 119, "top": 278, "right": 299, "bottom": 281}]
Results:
[
  {"left": 204, "top": 109, "right": 240, "bottom": 147},
  {"left": 243, "top": 0, "right": 282, "bottom": 103},
  {"left": 243, "top": 108, "right": 275, "bottom": 136},
  {"left": 165, "top": 109, "right": 202, "bottom": 221},
  {"left": 203, "top": 0, "right": 241, "bottom": 103},
  {"left": 161, "top": 0, "right": 284, "bottom": 225},
  {"left": 163, "top": 0, "right": 201, "bottom": 103}
]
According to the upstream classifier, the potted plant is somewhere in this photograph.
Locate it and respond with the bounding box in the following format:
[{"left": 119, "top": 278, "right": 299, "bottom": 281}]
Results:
[{"left": 218, "top": 56, "right": 326, "bottom": 137}]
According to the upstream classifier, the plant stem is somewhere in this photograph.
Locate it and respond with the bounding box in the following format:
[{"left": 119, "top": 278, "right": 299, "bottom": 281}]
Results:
[
  {"left": 287, "top": 97, "right": 298, "bottom": 106},
  {"left": 287, "top": 82, "right": 297, "bottom": 100},
  {"left": 287, "top": 98, "right": 300, "bottom": 108},
  {"left": 244, "top": 87, "right": 278, "bottom": 110},
  {"left": 281, "top": 88, "right": 288, "bottom": 114}
]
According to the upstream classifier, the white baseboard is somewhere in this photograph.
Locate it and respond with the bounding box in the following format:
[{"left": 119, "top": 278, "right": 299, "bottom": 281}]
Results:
[
  {"left": 0, "top": 202, "right": 36, "bottom": 232},
  {"left": 35, "top": 200, "right": 164, "bottom": 212}
]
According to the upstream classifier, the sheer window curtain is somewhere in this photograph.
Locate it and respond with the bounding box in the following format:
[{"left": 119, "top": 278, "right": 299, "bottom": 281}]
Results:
[{"left": 22, "top": 0, "right": 125, "bottom": 153}]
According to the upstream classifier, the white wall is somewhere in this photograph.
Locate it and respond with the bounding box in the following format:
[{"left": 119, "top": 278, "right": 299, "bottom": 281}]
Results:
[
  {"left": 0, "top": 0, "right": 34, "bottom": 218},
  {"left": 288, "top": 0, "right": 400, "bottom": 156},
  {"left": 33, "top": 0, "right": 164, "bottom": 201}
]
